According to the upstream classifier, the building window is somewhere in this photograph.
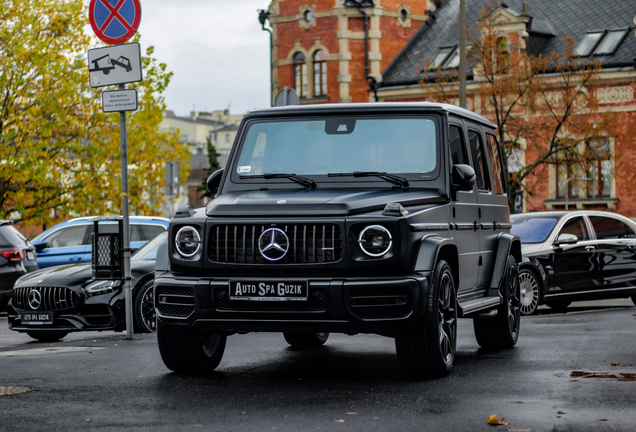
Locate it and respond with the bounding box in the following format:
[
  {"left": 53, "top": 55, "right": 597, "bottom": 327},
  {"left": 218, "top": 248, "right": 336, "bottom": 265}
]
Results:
[
  {"left": 574, "top": 31, "right": 604, "bottom": 56},
  {"left": 593, "top": 29, "right": 628, "bottom": 55},
  {"left": 293, "top": 52, "right": 307, "bottom": 98},
  {"left": 313, "top": 50, "right": 327, "bottom": 97},
  {"left": 304, "top": 10, "right": 313, "bottom": 22},
  {"left": 400, "top": 8, "right": 408, "bottom": 21},
  {"left": 431, "top": 46, "right": 455, "bottom": 68},
  {"left": 586, "top": 139, "right": 611, "bottom": 197},
  {"left": 556, "top": 163, "right": 581, "bottom": 198},
  {"left": 225, "top": 133, "right": 231, "bottom": 143},
  {"left": 496, "top": 37, "right": 510, "bottom": 74}
]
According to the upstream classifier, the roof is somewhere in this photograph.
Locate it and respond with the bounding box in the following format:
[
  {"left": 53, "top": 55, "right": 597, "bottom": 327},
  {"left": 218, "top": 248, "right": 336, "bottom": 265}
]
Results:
[
  {"left": 215, "top": 124, "right": 240, "bottom": 132},
  {"left": 381, "top": 0, "right": 636, "bottom": 88},
  {"left": 245, "top": 101, "right": 497, "bottom": 128}
]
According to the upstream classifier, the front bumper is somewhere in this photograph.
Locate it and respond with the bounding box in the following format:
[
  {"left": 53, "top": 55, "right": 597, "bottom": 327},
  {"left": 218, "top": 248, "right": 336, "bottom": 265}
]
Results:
[{"left": 154, "top": 273, "right": 431, "bottom": 337}]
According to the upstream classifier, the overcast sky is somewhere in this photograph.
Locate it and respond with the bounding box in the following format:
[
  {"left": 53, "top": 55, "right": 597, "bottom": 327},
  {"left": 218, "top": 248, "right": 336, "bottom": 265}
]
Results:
[{"left": 136, "top": 0, "right": 272, "bottom": 117}]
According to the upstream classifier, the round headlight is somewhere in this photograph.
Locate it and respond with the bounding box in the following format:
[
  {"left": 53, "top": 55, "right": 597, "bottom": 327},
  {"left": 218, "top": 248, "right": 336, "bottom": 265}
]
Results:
[
  {"left": 175, "top": 226, "right": 201, "bottom": 258},
  {"left": 358, "top": 225, "right": 392, "bottom": 257}
]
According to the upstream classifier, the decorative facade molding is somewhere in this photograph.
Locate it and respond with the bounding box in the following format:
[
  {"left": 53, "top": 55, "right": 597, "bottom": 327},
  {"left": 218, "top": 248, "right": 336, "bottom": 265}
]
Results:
[{"left": 596, "top": 86, "right": 634, "bottom": 104}]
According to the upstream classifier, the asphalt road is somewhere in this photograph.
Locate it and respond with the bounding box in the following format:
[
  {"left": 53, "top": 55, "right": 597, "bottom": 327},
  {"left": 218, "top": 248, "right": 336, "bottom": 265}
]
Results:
[{"left": 1, "top": 299, "right": 635, "bottom": 432}]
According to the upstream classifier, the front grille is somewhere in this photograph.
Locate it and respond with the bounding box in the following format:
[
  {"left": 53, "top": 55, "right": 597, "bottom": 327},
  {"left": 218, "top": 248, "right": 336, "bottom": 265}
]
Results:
[
  {"left": 349, "top": 287, "right": 412, "bottom": 319},
  {"left": 215, "top": 288, "right": 326, "bottom": 312},
  {"left": 208, "top": 224, "right": 342, "bottom": 264},
  {"left": 156, "top": 286, "right": 195, "bottom": 317},
  {"left": 12, "top": 286, "right": 80, "bottom": 312}
]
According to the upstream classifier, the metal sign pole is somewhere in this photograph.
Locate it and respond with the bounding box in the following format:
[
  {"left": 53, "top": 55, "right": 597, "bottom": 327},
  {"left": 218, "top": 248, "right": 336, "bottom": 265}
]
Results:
[{"left": 119, "top": 82, "right": 134, "bottom": 339}]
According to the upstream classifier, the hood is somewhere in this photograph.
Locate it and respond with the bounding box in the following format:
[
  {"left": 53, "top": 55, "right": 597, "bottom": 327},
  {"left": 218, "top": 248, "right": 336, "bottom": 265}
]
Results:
[
  {"left": 207, "top": 188, "right": 447, "bottom": 217},
  {"left": 14, "top": 264, "right": 92, "bottom": 290}
]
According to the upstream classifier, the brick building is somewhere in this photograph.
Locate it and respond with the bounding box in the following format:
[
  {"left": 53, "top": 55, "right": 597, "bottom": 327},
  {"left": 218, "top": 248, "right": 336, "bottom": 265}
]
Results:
[{"left": 264, "top": 0, "right": 636, "bottom": 216}]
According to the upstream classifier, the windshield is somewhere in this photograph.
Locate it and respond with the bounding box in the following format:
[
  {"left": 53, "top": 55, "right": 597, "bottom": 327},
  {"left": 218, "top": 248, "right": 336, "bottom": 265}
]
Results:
[
  {"left": 132, "top": 232, "right": 167, "bottom": 261},
  {"left": 233, "top": 116, "right": 438, "bottom": 180},
  {"left": 511, "top": 217, "right": 559, "bottom": 244}
]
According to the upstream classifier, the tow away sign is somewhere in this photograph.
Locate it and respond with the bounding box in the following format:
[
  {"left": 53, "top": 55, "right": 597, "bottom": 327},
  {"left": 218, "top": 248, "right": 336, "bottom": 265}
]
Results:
[
  {"left": 102, "top": 89, "right": 138, "bottom": 112},
  {"left": 87, "top": 43, "right": 142, "bottom": 88}
]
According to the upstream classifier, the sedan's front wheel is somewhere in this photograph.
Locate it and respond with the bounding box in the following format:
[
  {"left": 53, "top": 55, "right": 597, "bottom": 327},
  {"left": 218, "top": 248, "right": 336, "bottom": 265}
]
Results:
[
  {"left": 133, "top": 280, "right": 156, "bottom": 333},
  {"left": 27, "top": 331, "right": 69, "bottom": 343}
]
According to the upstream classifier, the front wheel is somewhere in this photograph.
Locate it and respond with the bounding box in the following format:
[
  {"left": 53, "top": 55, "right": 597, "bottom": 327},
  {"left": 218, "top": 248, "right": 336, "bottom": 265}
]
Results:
[
  {"left": 157, "top": 321, "right": 227, "bottom": 373},
  {"left": 283, "top": 332, "right": 329, "bottom": 348},
  {"left": 133, "top": 280, "right": 156, "bottom": 333},
  {"left": 27, "top": 331, "right": 69, "bottom": 343},
  {"left": 473, "top": 255, "right": 521, "bottom": 350},
  {"left": 395, "top": 259, "right": 457, "bottom": 379},
  {"left": 519, "top": 269, "right": 540, "bottom": 316}
]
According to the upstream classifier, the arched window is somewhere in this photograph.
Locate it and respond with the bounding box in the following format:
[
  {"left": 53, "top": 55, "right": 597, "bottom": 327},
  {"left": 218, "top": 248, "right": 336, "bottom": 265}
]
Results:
[
  {"left": 293, "top": 52, "right": 307, "bottom": 98},
  {"left": 496, "top": 37, "right": 510, "bottom": 74},
  {"left": 313, "top": 50, "right": 327, "bottom": 97}
]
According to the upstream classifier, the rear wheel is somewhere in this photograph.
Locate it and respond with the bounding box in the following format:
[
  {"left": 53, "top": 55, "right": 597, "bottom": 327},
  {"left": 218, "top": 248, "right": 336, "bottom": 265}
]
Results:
[
  {"left": 157, "top": 321, "right": 226, "bottom": 373},
  {"left": 474, "top": 255, "right": 520, "bottom": 350},
  {"left": 545, "top": 301, "right": 571, "bottom": 313},
  {"left": 395, "top": 259, "right": 457, "bottom": 379},
  {"left": 519, "top": 269, "right": 540, "bottom": 316},
  {"left": 283, "top": 332, "right": 329, "bottom": 348},
  {"left": 27, "top": 331, "right": 69, "bottom": 343},
  {"left": 133, "top": 280, "right": 156, "bottom": 333}
]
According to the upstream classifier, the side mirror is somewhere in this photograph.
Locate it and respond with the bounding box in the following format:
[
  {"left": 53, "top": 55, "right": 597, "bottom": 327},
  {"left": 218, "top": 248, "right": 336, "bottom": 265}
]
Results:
[
  {"left": 451, "top": 164, "right": 476, "bottom": 191},
  {"left": 554, "top": 233, "right": 578, "bottom": 246},
  {"left": 205, "top": 169, "right": 224, "bottom": 197},
  {"left": 32, "top": 241, "right": 48, "bottom": 252}
]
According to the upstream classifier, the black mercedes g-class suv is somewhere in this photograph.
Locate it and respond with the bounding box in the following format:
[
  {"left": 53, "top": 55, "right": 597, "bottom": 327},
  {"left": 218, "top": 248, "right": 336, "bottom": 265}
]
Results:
[{"left": 154, "top": 102, "right": 521, "bottom": 378}]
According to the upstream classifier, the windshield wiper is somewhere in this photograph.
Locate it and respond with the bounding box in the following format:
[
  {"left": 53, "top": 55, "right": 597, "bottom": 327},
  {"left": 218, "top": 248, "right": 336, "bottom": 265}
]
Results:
[
  {"left": 240, "top": 173, "right": 316, "bottom": 189},
  {"left": 328, "top": 171, "right": 409, "bottom": 188}
]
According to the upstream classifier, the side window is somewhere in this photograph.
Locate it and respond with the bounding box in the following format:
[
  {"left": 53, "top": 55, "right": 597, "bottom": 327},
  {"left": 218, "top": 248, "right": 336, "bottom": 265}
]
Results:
[
  {"left": 468, "top": 130, "right": 489, "bottom": 191},
  {"left": 130, "top": 225, "right": 145, "bottom": 242},
  {"left": 449, "top": 125, "right": 468, "bottom": 166},
  {"left": 486, "top": 134, "right": 506, "bottom": 195},
  {"left": 140, "top": 224, "right": 167, "bottom": 241},
  {"left": 559, "top": 217, "right": 590, "bottom": 241},
  {"left": 589, "top": 216, "right": 633, "bottom": 239},
  {"left": 43, "top": 225, "right": 89, "bottom": 248}
]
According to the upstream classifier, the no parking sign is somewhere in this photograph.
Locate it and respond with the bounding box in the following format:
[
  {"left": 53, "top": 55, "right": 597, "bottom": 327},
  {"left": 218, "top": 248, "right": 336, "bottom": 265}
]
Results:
[{"left": 89, "top": 0, "right": 142, "bottom": 45}]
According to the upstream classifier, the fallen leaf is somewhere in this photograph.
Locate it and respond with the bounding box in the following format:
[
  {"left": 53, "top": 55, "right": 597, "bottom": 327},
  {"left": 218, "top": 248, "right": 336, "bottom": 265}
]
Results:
[
  {"left": 347, "top": 412, "right": 357, "bottom": 415},
  {"left": 611, "top": 363, "right": 621, "bottom": 366},
  {"left": 334, "top": 420, "right": 345, "bottom": 423},
  {"left": 487, "top": 414, "right": 510, "bottom": 425}
]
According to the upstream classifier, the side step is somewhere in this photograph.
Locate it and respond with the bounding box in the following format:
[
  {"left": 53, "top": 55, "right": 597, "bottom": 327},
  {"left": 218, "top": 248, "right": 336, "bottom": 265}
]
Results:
[{"left": 458, "top": 295, "right": 501, "bottom": 318}]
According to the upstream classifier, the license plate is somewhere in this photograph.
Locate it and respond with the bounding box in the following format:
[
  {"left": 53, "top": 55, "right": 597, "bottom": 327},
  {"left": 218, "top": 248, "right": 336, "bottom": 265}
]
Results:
[
  {"left": 229, "top": 280, "right": 308, "bottom": 301},
  {"left": 26, "top": 251, "right": 35, "bottom": 261},
  {"left": 20, "top": 312, "right": 54, "bottom": 325}
]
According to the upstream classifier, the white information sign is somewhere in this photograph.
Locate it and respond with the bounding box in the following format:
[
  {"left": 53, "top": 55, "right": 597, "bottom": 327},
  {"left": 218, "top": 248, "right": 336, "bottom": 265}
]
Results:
[
  {"left": 87, "top": 43, "right": 143, "bottom": 88},
  {"left": 102, "top": 89, "right": 138, "bottom": 113}
]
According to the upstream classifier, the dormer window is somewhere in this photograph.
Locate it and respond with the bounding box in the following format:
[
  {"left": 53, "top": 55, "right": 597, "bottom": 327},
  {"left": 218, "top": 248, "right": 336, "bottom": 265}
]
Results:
[
  {"left": 593, "top": 28, "right": 628, "bottom": 55},
  {"left": 432, "top": 46, "right": 456, "bottom": 68},
  {"left": 574, "top": 31, "right": 604, "bottom": 56},
  {"left": 445, "top": 49, "right": 460, "bottom": 68}
]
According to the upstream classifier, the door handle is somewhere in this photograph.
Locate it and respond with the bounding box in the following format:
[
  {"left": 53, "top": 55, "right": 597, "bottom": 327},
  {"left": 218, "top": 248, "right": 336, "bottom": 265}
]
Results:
[{"left": 585, "top": 245, "right": 596, "bottom": 251}]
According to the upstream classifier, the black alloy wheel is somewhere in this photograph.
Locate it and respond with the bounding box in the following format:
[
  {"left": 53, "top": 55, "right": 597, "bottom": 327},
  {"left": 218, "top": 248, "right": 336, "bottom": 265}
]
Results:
[
  {"left": 474, "top": 255, "right": 521, "bottom": 350},
  {"left": 395, "top": 259, "right": 457, "bottom": 379},
  {"left": 133, "top": 280, "right": 156, "bottom": 333},
  {"left": 157, "top": 321, "right": 227, "bottom": 373}
]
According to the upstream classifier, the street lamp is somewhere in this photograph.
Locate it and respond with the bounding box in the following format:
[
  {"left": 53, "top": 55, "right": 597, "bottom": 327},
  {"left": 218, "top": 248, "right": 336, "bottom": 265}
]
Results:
[
  {"left": 258, "top": 9, "right": 273, "bottom": 107},
  {"left": 564, "top": 177, "right": 592, "bottom": 211}
]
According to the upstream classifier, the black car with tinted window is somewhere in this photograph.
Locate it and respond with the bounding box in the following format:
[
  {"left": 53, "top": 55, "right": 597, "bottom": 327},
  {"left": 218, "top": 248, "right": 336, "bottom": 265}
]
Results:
[
  {"left": 154, "top": 102, "right": 521, "bottom": 378},
  {"left": 0, "top": 220, "right": 39, "bottom": 311}
]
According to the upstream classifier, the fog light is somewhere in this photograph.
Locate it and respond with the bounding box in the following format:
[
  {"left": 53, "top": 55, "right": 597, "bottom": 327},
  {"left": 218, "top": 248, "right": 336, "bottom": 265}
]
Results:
[{"left": 358, "top": 225, "right": 392, "bottom": 257}]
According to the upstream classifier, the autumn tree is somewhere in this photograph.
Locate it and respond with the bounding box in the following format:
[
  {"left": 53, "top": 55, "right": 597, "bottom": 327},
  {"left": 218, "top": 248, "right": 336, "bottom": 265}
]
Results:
[
  {"left": 419, "top": 3, "right": 630, "bottom": 211},
  {"left": 198, "top": 136, "right": 222, "bottom": 199},
  {"left": 0, "top": 0, "right": 189, "bottom": 226}
]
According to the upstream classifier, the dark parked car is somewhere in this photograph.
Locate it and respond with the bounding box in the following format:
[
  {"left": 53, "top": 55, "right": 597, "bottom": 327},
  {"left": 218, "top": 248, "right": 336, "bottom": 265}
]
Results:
[
  {"left": 155, "top": 102, "right": 522, "bottom": 379},
  {"left": 511, "top": 211, "right": 636, "bottom": 315},
  {"left": 0, "top": 220, "right": 39, "bottom": 311},
  {"left": 30, "top": 216, "right": 169, "bottom": 268},
  {"left": 7, "top": 232, "right": 166, "bottom": 342}
]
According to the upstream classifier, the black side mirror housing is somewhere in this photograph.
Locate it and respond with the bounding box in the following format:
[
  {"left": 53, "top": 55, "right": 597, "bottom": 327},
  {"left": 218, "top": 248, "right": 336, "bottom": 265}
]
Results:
[
  {"left": 205, "top": 169, "right": 224, "bottom": 197},
  {"left": 32, "top": 241, "right": 48, "bottom": 252},
  {"left": 451, "top": 164, "right": 476, "bottom": 191}
]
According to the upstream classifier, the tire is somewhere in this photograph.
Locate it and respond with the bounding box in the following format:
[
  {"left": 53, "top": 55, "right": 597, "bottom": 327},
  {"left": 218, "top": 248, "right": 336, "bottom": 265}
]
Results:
[
  {"left": 133, "top": 279, "right": 156, "bottom": 333},
  {"left": 27, "top": 331, "right": 69, "bottom": 343},
  {"left": 519, "top": 268, "right": 540, "bottom": 316},
  {"left": 283, "top": 332, "right": 329, "bottom": 348},
  {"left": 157, "top": 320, "right": 226, "bottom": 373},
  {"left": 473, "top": 255, "right": 521, "bottom": 350},
  {"left": 545, "top": 301, "right": 571, "bottom": 313},
  {"left": 395, "top": 259, "right": 457, "bottom": 379}
]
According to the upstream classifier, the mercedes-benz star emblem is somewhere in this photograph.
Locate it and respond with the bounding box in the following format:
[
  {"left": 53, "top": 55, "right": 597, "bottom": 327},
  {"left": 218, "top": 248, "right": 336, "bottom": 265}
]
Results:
[
  {"left": 258, "top": 228, "right": 290, "bottom": 261},
  {"left": 28, "top": 289, "right": 42, "bottom": 310}
]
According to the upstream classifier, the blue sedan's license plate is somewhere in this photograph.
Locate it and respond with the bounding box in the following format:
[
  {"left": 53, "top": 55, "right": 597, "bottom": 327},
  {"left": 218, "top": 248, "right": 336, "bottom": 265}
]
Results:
[
  {"left": 229, "top": 280, "right": 308, "bottom": 301},
  {"left": 20, "top": 312, "right": 54, "bottom": 325}
]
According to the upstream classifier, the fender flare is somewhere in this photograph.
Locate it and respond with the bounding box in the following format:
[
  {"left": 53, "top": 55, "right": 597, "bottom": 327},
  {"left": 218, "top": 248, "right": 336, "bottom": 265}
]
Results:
[
  {"left": 155, "top": 242, "right": 170, "bottom": 272},
  {"left": 414, "top": 235, "right": 459, "bottom": 288},
  {"left": 489, "top": 232, "right": 522, "bottom": 293}
]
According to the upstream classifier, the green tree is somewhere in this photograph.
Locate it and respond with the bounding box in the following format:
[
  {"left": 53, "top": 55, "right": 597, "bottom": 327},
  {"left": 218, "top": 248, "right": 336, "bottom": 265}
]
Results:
[
  {"left": 0, "top": 0, "right": 189, "bottom": 226},
  {"left": 199, "top": 135, "right": 222, "bottom": 198}
]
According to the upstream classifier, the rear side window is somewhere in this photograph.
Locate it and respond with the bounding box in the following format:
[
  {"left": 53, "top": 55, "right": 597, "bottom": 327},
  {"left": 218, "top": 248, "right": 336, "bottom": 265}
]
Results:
[
  {"left": 486, "top": 134, "right": 506, "bottom": 195},
  {"left": 468, "top": 130, "right": 489, "bottom": 191},
  {"left": 589, "top": 216, "right": 636, "bottom": 239},
  {"left": 44, "top": 225, "right": 89, "bottom": 247},
  {"left": 0, "top": 225, "right": 27, "bottom": 246}
]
